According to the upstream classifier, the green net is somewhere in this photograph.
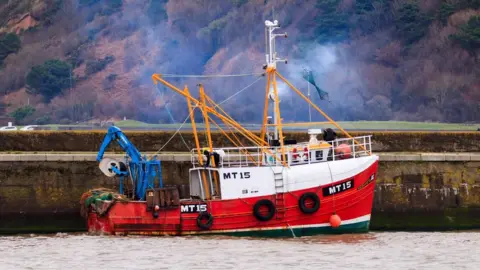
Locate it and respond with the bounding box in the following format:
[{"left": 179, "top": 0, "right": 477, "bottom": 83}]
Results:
[{"left": 80, "top": 188, "right": 130, "bottom": 218}]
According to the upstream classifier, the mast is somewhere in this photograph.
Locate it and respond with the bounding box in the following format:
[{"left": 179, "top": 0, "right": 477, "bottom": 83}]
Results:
[{"left": 264, "top": 19, "right": 287, "bottom": 142}]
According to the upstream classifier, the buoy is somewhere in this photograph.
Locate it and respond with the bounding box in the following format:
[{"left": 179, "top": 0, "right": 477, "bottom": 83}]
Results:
[
  {"left": 329, "top": 214, "right": 341, "bottom": 228},
  {"left": 335, "top": 144, "right": 352, "bottom": 159},
  {"left": 154, "top": 205, "right": 160, "bottom": 211}
]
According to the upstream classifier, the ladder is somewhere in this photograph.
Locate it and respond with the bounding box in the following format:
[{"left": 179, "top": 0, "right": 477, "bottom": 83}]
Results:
[{"left": 273, "top": 169, "right": 286, "bottom": 219}]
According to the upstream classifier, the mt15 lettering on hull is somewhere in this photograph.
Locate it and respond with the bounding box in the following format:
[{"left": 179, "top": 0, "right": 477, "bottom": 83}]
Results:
[{"left": 323, "top": 179, "right": 354, "bottom": 197}]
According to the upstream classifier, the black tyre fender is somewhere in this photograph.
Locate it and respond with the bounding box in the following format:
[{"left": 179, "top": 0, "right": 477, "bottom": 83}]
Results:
[
  {"left": 298, "top": 192, "right": 320, "bottom": 214},
  {"left": 253, "top": 199, "right": 276, "bottom": 221},
  {"left": 197, "top": 211, "right": 214, "bottom": 230}
]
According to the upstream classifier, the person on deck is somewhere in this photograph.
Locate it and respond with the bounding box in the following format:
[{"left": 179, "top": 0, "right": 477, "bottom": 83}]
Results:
[
  {"left": 202, "top": 148, "right": 225, "bottom": 167},
  {"left": 202, "top": 148, "right": 211, "bottom": 168},
  {"left": 213, "top": 149, "right": 225, "bottom": 166}
]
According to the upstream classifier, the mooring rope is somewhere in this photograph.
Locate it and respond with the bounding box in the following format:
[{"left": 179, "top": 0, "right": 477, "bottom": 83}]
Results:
[{"left": 326, "top": 161, "right": 336, "bottom": 213}]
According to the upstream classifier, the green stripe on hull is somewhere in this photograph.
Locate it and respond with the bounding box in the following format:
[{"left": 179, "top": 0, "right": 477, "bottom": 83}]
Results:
[{"left": 196, "top": 221, "right": 370, "bottom": 238}]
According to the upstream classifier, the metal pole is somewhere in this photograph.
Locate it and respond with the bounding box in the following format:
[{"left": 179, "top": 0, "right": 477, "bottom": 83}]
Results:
[{"left": 308, "top": 79, "right": 311, "bottom": 122}]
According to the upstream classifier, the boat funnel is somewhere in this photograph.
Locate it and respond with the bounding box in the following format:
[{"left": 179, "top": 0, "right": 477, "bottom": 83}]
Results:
[{"left": 99, "top": 158, "right": 125, "bottom": 177}]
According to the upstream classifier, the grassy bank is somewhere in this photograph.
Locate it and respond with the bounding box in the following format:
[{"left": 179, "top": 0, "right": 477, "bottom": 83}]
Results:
[
  {"left": 0, "top": 130, "right": 478, "bottom": 152},
  {"left": 25, "top": 120, "right": 479, "bottom": 131}
]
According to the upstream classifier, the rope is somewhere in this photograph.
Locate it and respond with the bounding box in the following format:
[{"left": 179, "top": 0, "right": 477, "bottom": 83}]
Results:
[
  {"left": 149, "top": 107, "right": 197, "bottom": 158},
  {"left": 326, "top": 160, "right": 336, "bottom": 214},
  {"left": 216, "top": 76, "right": 264, "bottom": 107},
  {"left": 164, "top": 102, "right": 190, "bottom": 150},
  {"left": 159, "top": 73, "right": 264, "bottom": 78},
  {"left": 151, "top": 73, "right": 264, "bottom": 155}
]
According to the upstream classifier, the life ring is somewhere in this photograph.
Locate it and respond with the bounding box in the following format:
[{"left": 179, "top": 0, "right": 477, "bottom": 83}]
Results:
[
  {"left": 253, "top": 199, "right": 275, "bottom": 221},
  {"left": 196, "top": 212, "right": 214, "bottom": 230},
  {"left": 302, "top": 147, "right": 309, "bottom": 161},
  {"left": 292, "top": 148, "right": 299, "bottom": 160},
  {"left": 298, "top": 192, "right": 320, "bottom": 214}
]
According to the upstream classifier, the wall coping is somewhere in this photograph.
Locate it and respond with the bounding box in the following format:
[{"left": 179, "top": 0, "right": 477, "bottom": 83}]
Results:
[{"left": 0, "top": 152, "right": 478, "bottom": 162}]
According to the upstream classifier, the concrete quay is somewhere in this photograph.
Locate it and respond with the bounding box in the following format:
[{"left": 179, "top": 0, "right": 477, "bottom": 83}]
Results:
[
  {"left": 0, "top": 152, "right": 479, "bottom": 162},
  {"left": 0, "top": 151, "right": 479, "bottom": 234}
]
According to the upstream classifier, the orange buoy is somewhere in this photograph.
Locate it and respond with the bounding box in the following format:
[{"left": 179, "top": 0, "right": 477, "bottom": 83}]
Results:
[
  {"left": 335, "top": 144, "right": 352, "bottom": 159},
  {"left": 329, "top": 214, "right": 341, "bottom": 228}
]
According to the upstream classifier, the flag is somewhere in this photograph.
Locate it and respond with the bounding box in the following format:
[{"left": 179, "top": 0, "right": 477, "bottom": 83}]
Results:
[{"left": 302, "top": 69, "right": 329, "bottom": 101}]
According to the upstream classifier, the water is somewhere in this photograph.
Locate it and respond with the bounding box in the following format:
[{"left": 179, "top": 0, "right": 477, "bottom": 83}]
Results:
[{"left": 0, "top": 232, "right": 478, "bottom": 270}]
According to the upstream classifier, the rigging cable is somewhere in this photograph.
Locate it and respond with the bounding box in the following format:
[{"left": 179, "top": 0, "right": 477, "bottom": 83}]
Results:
[
  {"left": 164, "top": 101, "right": 190, "bottom": 150},
  {"left": 216, "top": 75, "right": 264, "bottom": 107},
  {"left": 199, "top": 74, "right": 264, "bottom": 133},
  {"left": 156, "top": 84, "right": 190, "bottom": 151},
  {"left": 152, "top": 73, "right": 264, "bottom": 154},
  {"left": 149, "top": 106, "right": 198, "bottom": 158},
  {"left": 158, "top": 73, "right": 264, "bottom": 78}
]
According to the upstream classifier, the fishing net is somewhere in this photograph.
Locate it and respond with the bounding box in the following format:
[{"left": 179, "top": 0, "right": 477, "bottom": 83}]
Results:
[
  {"left": 302, "top": 69, "right": 330, "bottom": 101},
  {"left": 80, "top": 188, "right": 130, "bottom": 218}
]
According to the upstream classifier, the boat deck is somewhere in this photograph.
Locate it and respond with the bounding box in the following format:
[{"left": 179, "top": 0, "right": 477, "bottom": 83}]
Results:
[{"left": 190, "top": 135, "right": 373, "bottom": 168}]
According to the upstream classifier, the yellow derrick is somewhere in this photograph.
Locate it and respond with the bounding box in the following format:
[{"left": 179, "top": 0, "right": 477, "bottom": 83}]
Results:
[
  {"left": 151, "top": 67, "right": 371, "bottom": 176},
  {"left": 152, "top": 73, "right": 288, "bottom": 168}
]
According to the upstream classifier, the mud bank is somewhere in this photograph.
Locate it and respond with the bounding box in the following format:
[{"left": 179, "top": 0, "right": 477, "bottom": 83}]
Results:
[{"left": 0, "top": 159, "right": 479, "bottom": 234}]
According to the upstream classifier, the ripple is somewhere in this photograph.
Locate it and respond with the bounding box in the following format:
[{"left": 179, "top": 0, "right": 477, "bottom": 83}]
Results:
[{"left": 1, "top": 232, "right": 479, "bottom": 270}]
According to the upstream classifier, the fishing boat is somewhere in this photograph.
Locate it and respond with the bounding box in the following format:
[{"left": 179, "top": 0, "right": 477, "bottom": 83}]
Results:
[{"left": 81, "top": 19, "right": 379, "bottom": 237}]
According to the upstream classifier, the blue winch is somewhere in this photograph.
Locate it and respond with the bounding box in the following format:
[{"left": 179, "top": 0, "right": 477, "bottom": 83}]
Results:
[{"left": 96, "top": 125, "right": 163, "bottom": 201}]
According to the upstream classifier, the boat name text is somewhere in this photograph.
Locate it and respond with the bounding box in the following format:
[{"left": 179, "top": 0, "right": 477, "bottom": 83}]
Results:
[
  {"left": 223, "top": 172, "right": 251, "bottom": 179},
  {"left": 180, "top": 204, "right": 207, "bottom": 213},
  {"left": 357, "top": 174, "right": 375, "bottom": 190},
  {"left": 322, "top": 179, "right": 354, "bottom": 197}
]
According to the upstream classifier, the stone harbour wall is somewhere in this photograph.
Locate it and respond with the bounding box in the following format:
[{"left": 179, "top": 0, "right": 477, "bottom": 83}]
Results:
[
  {"left": 372, "top": 161, "right": 480, "bottom": 230},
  {"left": 0, "top": 156, "right": 479, "bottom": 234}
]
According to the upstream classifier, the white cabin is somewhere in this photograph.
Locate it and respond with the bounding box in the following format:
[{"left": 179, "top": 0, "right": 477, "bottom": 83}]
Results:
[{"left": 187, "top": 130, "right": 374, "bottom": 201}]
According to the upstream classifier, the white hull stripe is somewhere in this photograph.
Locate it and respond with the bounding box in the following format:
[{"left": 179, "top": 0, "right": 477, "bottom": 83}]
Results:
[
  {"left": 288, "top": 214, "right": 371, "bottom": 229},
  {"left": 183, "top": 214, "right": 371, "bottom": 235}
]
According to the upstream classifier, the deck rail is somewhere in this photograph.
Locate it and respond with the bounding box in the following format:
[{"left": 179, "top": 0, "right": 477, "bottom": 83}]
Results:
[{"left": 190, "top": 135, "right": 373, "bottom": 168}]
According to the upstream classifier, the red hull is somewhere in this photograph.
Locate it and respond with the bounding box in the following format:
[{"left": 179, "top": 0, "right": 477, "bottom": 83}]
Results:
[{"left": 87, "top": 160, "right": 378, "bottom": 237}]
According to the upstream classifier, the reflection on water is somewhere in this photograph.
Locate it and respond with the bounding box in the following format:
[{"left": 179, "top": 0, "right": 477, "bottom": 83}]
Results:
[{"left": 1, "top": 232, "right": 479, "bottom": 270}]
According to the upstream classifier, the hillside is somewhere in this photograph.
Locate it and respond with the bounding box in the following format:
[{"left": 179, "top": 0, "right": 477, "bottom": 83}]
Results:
[{"left": 0, "top": 0, "right": 478, "bottom": 125}]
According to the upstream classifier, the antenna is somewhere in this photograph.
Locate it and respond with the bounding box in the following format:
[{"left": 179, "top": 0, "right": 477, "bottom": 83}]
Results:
[{"left": 264, "top": 19, "right": 288, "bottom": 69}]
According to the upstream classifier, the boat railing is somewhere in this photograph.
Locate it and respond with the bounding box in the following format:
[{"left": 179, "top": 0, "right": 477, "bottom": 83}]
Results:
[{"left": 190, "top": 135, "right": 373, "bottom": 168}]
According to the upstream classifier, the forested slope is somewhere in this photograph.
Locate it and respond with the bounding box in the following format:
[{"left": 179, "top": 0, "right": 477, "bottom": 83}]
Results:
[{"left": 0, "top": 0, "right": 478, "bottom": 125}]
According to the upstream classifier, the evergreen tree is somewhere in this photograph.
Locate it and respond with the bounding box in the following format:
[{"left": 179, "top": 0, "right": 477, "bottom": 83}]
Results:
[
  {"left": 0, "top": 33, "right": 21, "bottom": 66},
  {"left": 26, "top": 60, "right": 72, "bottom": 102},
  {"left": 450, "top": 16, "right": 480, "bottom": 52}
]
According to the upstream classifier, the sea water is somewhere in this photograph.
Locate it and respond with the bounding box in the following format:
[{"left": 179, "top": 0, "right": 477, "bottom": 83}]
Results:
[{"left": 0, "top": 231, "right": 478, "bottom": 270}]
